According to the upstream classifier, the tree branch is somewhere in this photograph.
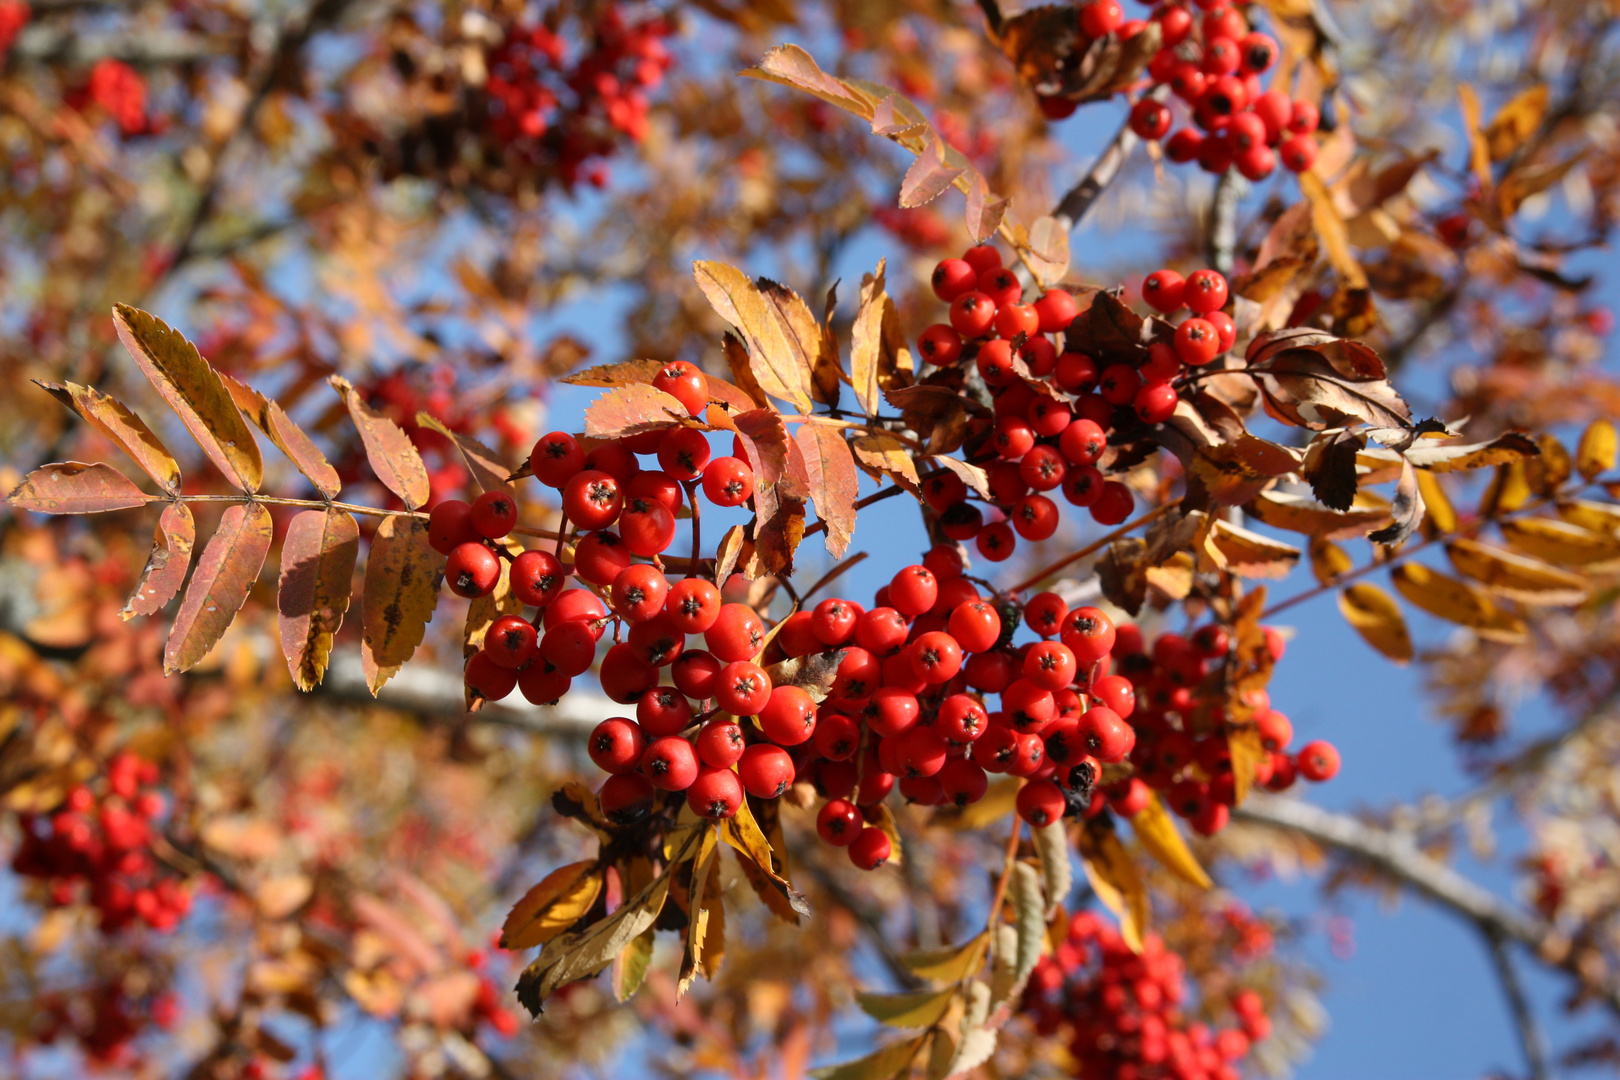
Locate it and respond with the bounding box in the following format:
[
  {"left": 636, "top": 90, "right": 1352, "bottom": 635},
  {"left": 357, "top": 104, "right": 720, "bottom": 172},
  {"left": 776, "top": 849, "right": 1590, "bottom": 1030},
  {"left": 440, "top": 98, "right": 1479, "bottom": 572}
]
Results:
[
  {"left": 12, "top": 26, "right": 224, "bottom": 66},
  {"left": 1206, "top": 168, "right": 1245, "bottom": 276},
  {"left": 1482, "top": 924, "right": 1551, "bottom": 1080},
  {"left": 1050, "top": 87, "right": 1167, "bottom": 235}
]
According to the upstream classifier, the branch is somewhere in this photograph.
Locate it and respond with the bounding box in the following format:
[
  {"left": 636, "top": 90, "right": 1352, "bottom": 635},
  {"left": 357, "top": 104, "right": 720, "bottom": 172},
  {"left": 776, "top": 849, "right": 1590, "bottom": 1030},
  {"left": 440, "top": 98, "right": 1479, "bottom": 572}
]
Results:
[
  {"left": 1233, "top": 793, "right": 1620, "bottom": 1016},
  {"left": 1050, "top": 86, "right": 1168, "bottom": 235},
  {"left": 12, "top": 26, "right": 224, "bottom": 65},
  {"left": 1206, "top": 168, "right": 1245, "bottom": 276},
  {"left": 1483, "top": 924, "right": 1551, "bottom": 1080}
]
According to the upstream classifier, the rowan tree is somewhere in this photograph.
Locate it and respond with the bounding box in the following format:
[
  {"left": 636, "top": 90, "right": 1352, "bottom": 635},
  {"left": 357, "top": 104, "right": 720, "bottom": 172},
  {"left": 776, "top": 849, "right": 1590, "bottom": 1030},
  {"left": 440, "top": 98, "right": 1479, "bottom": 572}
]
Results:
[{"left": 0, "top": 1, "right": 1617, "bottom": 1078}]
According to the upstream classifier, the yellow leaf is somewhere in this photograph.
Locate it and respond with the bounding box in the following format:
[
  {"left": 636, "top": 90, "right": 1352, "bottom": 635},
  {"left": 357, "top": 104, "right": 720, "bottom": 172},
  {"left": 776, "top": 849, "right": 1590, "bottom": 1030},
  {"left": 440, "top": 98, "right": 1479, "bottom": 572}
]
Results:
[
  {"left": 1128, "top": 794, "right": 1213, "bottom": 889},
  {"left": 808, "top": 1035, "right": 927, "bottom": 1080},
  {"left": 1390, "top": 564, "right": 1526, "bottom": 642},
  {"left": 723, "top": 799, "right": 810, "bottom": 918},
  {"left": 692, "top": 261, "right": 813, "bottom": 412},
  {"left": 501, "top": 861, "right": 604, "bottom": 950},
  {"left": 1077, "top": 821, "right": 1147, "bottom": 953},
  {"left": 849, "top": 261, "right": 914, "bottom": 418},
  {"left": 1227, "top": 723, "right": 1265, "bottom": 806},
  {"left": 1499, "top": 517, "right": 1620, "bottom": 566},
  {"left": 700, "top": 856, "right": 726, "bottom": 982},
  {"left": 1196, "top": 516, "right": 1300, "bottom": 579},
  {"left": 361, "top": 515, "right": 442, "bottom": 695},
  {"left": 678, "top": 830, "right": 719, "bottom": 999},
  {"left": 856, "top": 986, "right": 959, "bottom": 1029},
  {"left": 1338, "top": 583, "right": 1413, "bottom": 662},
  {"left": 1446, "top": 537, "right": 1590, "bottom": 605},
  {"left": 1299, "top": 171, "right": 1368, "bottom": 289},
  {"left": 899, "top": 932, "right": 990, "bottom": 983},
  {"left": 1308, "top": 536, "right": 1352, "bottom": 586},
  {"left": 1457, "top": 84, "right": 1493, "bottom": 190},
  {"left": 1484, "top": 84, "right": 1549, "bottom": 161},
  {"left": 611, "top": 926, "right": 655, "bottom": 1002},
  {"left": 1556, "top": 499, "right": 1620, "bottom": 535},
  {"left": 1415, "top": 469, "right": 1457, "bottom": 535},
  {"left": 1577, "top": 419, "right": 1617, "bottom": 481}
]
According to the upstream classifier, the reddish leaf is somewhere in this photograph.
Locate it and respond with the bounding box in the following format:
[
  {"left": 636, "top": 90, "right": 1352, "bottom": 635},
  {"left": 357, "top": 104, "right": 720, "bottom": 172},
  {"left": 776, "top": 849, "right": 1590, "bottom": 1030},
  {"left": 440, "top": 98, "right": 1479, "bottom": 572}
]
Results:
[
  {"left": 361, "top": 514, "right": 442, "bottom": 695},
  {"left": 1248, "top": 330, "right": 1411, "bottom": 431},
  {"left": 122, "top": 501, "right": 195, "bottom": 620},
  {"left": 38, "top": 381, "right": 181, "bottom": 496},
  {"left": 329, "top": 376, "right": 431, "bottom": 510},
  {"left": 561, "top": 360, "right": 667, "bottom": 388},
  {"left": 1185, "top": 436, "right": 1302, "bottom": 509},
  {"left": 794, "top": 424, "right": 858, "bottom": 558},
  {"left": 1065, "top": 290, "right": 1171, "bottom": 365},
  {"left": 164, "top": 501, "right": 273, "bottom": 675},
  {"left": 278, "top": 508, "right": 360, "bottom": 692},
  {"left": 415, "top": 413, "right": 513, "bottom": 493},
  {"left": 113, "top": 304, "right": 263, "bottom": 493},
  {"left": 900, "top": 131, "right": 965, "bottom": 208},
  {"left": 224, "top": 374, "right": 341, "bottom": 499},
  {"left": 734, "top": 410, "right": 806, "bottom": 576},
  {"left": 7, "top": 462, "right": 157, "bottom": 514},
  {"left": 584, "top": 384, "right": 692, "bottom": 440}
]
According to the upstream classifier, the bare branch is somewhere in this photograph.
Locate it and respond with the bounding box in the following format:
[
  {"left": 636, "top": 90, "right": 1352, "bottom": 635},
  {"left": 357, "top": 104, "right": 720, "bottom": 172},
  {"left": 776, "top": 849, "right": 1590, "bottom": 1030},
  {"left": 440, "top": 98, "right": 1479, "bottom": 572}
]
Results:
[
  {"left": 1206, "top": 168, "right": 1245, "bottom": 276},
  {"left": 1482, "top": 925, "right": 1551, "bottom": 1080},
  {"left": 1050, "top": 86, "right": 1168, "bottom": 235}
]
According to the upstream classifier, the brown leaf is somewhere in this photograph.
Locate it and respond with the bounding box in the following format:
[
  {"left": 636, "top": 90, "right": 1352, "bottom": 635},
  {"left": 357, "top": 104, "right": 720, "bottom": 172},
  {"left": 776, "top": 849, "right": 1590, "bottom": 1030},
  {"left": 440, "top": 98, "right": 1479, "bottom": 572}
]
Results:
[
  {"left": 122, "top": 502, "right": 196, "bottom": 620},
  {"left": 1064, "top": 289, "right": 1166, "bottom": 365},
  {"left": 1247, "top": 490, "right": 1392, "bottom": 539},
  {"left": 1097, "top": 537, "right": 1149, "bottom": 615},
  {"left": 113, "top": 304, "right": 263, "bottom": 493},
  {"left": 1309, "top": 536, "right": 1353, "bottom": 585},
  {"left": 734, "top": 411, "right": 805, "bottom": 577},
  {"left": 415, "top": 414, "right": 513, "bottom": 494},
  {"left": 756, "top": 277, "right": 839, "bottom": 409},
  {"left": 795, "top": 424, "right": 858, "bottom": 558},
  {"left": 223, "top": 374, "right": 341, "bottom": 499},
  {"left": 561, "top": 359, "right": 667, "bottom": 388},
  {"left": 1404, "top": 432, "right": 1540, "bottom": 473},
  {"left": 887, "top": 384, "right": 983, "bottom": 456},
  {"left": 1368, "top": 457, "right": 1424, "bottom": 547},
  {"left": 584, "top": 384, "right": 690, "bottom": 440},
  {"left": 964, "top": 170, "right": 1009, "bottom": 242},
  {"left": 693, "top": 261, "right": 814, "bottom": 412},
  {"left": 1338, "top": 583, "right": 1412, "bottom": 663},
  {"left": 278, "top": 509, "right": 359, "bottom": 692},
  {"left": 329, "top": 376, "right": 430, "bottom": 510},
  {"left": 722, "top": 801, "right": 810, "bottom": 919},
  {"left": 1299, "top": 171, "right": 1369, "bottom": 290},
  {"left": 1300, "top": 430, "right": 1364, "bottom": 510},
  {"left": 931, "top": 455, "right": 993, "bottom": 499},
  {"left": 900, "top": 130, "right": 965, "bottom": 207},
  {"left": 164, "top": 501, "right": 273, "bottom": 675},
  {"left": 361, "top": 514, "right": 442, "bottom": 695},
  {"left": 713, "top": 524, "right": 750, "bottom": 586},
  {"left": 1188, "top": 436, "right": 1302, "bottom": 509},
  {"left": 850, "top": 260, "right": 914, "bottom": 417},
  {"left": 1195, "top": 517, "right": 1300, "bottom": 578},
  {"left": 852, "top": 432, "right": 920, "bottom": 493},
  {"left": 38, "top": 381, "right": 181, "bottom": 496},
  {"left": 7, "top": 462, "right": 156, "bottom": 514},
  {"left": 1248, "top": 331, "right": 1410, "bottom": 431},
  {"left": 996, "top": 4, "right": 1161, "bottom": 102}
]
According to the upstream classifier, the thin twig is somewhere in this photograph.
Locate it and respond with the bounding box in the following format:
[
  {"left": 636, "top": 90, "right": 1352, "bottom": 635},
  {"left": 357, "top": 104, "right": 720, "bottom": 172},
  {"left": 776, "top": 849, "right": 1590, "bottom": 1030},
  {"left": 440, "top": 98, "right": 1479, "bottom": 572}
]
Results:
[
  {"left": 1050, "top": 86, "right": 1169, "bottom": 234},
  {"left": 1482, "top": 924, "right": 1551, "bottom": 1080},
  {"left": 1006, "top": 498, "right": 1183, "bottom": 595}
]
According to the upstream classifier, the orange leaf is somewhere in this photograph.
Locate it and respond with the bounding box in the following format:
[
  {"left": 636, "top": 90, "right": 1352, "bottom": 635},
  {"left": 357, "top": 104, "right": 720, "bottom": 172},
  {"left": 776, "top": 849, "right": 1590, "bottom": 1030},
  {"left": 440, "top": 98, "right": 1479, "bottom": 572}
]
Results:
[
  {"left": 7, "top": 462, "right": 156, "bottom": 514},
  {"left": 794, "top": 424, "right": 858, "bottom": 558},
  {"left": 329, "top": 376, "right": 430, "bottom": 510},
  {"left": 38, "top": 381, "right": 181, "bottom": 496},
  {"left": 584, "top": 383, "right": 692, "bottom": 440},
  {"left": 113, "top": 304, "right": 263, "bottom": 493},
  {"left": 224, "top": 374, "right": 341, "bottom": 499},
  {"left": 361, "top": 514, "right": 442, "bottom": 695},
  {"left": 164, "top": 501, "right": 273, "bottom": 674},
  {"left": 278, "top": 508, "right": 360, "bottom": 691},
  {"left": 122, "top": 501, "right": 195, "bottom": 620}
]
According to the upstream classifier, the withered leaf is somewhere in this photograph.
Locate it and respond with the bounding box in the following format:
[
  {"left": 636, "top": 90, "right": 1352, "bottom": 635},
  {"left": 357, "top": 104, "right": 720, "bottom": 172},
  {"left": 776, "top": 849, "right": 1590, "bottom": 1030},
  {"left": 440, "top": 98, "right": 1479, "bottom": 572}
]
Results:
[
  {"left": 223, "top": 374, "right": 341, "bottom": 499},
  {"left": 123, "top": 501, "right": 195, "bottom": 619},
  {"left": 165, "top": 501, "right": 273, "bottom": 675},
  {"left": 794, "top": 424, "right": 858, "bottom": 558},
  {"left": 361, "top": 515, "right": 441, "bottom": 695},
  {"left": 329, "top": 376, "right": 430, "bottom": 510},
  {"left": 38, "top": 381, "right": 181, "bottom": 496},
  {"left": 278, "top": 508, "right": 360, "bottom": 691},
  {"left": 8, "top": 462, "right": 156, "bottom": 514}
]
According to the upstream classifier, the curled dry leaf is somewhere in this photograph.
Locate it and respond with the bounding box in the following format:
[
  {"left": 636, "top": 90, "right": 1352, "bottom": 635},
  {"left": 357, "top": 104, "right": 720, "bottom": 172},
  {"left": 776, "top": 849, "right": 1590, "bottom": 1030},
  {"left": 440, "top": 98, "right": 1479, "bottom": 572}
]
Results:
[
  {"left": 38, "top": 381, "right": 181, "bottom": 496},
  {"left": 8, "top": 462, "right": 157, "bottom": 514},
  {"left": 994, "top": 4, "right": 1162, "bottom": 102},
  {"left": 1368, "top": 457, "right": 1425, "bottom": 547},
  {"left": 164, "top": 501, "right": 274, "bottom": 675},
  {"left": 852, "top": 432, "right": 920, "bottom": 492},
  {"left": 361, "top": 514, "right": 442, "bottom": 695},
  {"left": 1338, "top": 582, "right": 1414, "bottom": 663},
  {"left": 329, "top": 376, "right": 430, "bottom": 510},
  {"left": 122, "top": 501, "right": 196, "bottom": 620},
  {"left": 1248, "top": 329, "right": 1410, "bottom": 431},
  {"left": 1196, "top": 516, "right": 1301, "bottom": 579},
  {"left": 1247, "top": 489, "right": 1393, "bottom": 540},
  {"left": 1187, "top": 435, "right": 1303, "bottom": 509},
  {"left": 113, "top": 304, "right": 263, "bottom": 493},
  {"left": 278, "top": 508, "right": 360, "bottom": 692}
]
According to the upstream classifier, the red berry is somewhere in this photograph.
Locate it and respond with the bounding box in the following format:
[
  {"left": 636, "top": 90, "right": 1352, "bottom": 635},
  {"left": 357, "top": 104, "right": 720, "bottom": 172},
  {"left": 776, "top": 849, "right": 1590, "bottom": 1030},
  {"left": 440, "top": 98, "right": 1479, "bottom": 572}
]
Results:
[
  {"left": 574, "top": 529, "right": 632, "bottom": 586},
  {"left": 1012, "top": 494, "right": 1060, "bottom": 541},
  {"left": 932, "top": 258, "right": 978, "bottom": 302},
  {"left": 446, "top": 542, "right": 500, "bottom": 598},
  {"left": 562, "top": 470, "right": 623, "bottom": 530},
  {"left": 1174, "top": 317, "right": 1221, "bottom": 366},
  {"left": 1279, "top": 133, "right": 1317, "bottom": 172},
  {"left": 1025, "top": 641, "right": 1078, "bottom": 691},
  {"left": 1091, "top": 674, "right": 1136, "bottom": 718},
  {"left": 995, "top": 302, "right": 1040, "bottom": 341},
  {"left": 469, "top": 490, "right": 518, "bottom": 539},
  {"left": 1090, "top": 481, "right": 1134, "bottom": 525},
  {"left": 1034, "top": 290, "right": 1078, "bottom": 334},
  {"left": 1016, "top": 779, "right": 1066, "bottom": 826},
  {"left": 1129, "top": 98, "right": 1172, "bottom": 140},
  {"left": 856, "top": 607, "right": 910, "bottom": 656},
  {"left": 1078, "top": 0, "right": 1125, "bottom": 38},
  {"left": 664, "top": 577, "right": 721, "bottom": 634},
  {"left": 864, "top": 686, "right": 920, "bottom": 737},
  {"left": 599, "top": 773, "right": 655, "bottom": 825},
  {"left": 1297, "top": 740, "right": 1340, "bottom": 781},
  {"left": 641, "top": 736, "right": 699, "bottom": 791},
  {"left": 652, "top": 360, "right": 707, "bottom": 415},
  {"left": 465, "top": 651, "right": 517, "bottom": 701},
  {"left": 607, "top": 564, "right": 665, "bottom": 623},
  {"left": 628, "top": 470, "right": 682, "bottom": 514},
  {"left": 1139, "top": 341, "right": 1179, "bottom": 384},
  {"left": 530, "top": 432, "right": 585, "bottom": 488},
  {"left": 976, "top": 521, "right": 1017, "bottom": 562},
  {"left": 620, "top": 497, "right": 677, "bottom": 557},
  {"left": 687, "top": 766, "right": 743, "bottom": 819},
  {"left": 672, "top": 649, "right": 723, "bottom": 700},
  {"left": 428, "top": 500, "right": 478, "bottom": 554},
  {"left": 738, "top": 743, "right": 795, "bottom": 798},
  {"left": 811, "top": 598, "right": 858, "bottom": 646},
  {"left": 1288, "top": 99, "right": 1320, "bottom": 134},
  {"left": 814, "top": 710, "right": 863, "bottom": 760},
  {"left": 758, "top": 685, "right": 818, "bottom": 745},
  {"left": 848, "top": 826, "right": 891, "bottom": 870},
  {"left": 656, "top": 427, "right": 711, "bottom": 481},
  {"left": 817, "top": 799, "right": 864, "bottom": 845},
  {"left": 948, "top": 601, "right": 1002, "bottom": 654},
  {"left": 888, "top": 566, "right": 938, "bottom": 618},
  {"left": 1098, "top": 363, "right": 1143, "bottom": 406},
  {"left": 1078, "top": 705, "right": 1134, "bottom": 763},
  {"left": 714, "top": 660, "right": 772, "bottom": 715},
  {"left": 962, "top": 244, "right": 1002, "bottom": 274},
  {"left": 977, "top": 267, "right": 1023, "bottom": 308},
  {"left": 909, "top": 630, "right": 965, "bottom": 685},
  {"left": 1202, "top": 35, "right": 1240, "bottom": 75},
  {"left": 585, "top": 442, "right": 639, "bottom": 484},
  {"left": 949, "top": 291, "right": 997, "bottom": 338},
  {"left": 1055, "top": 351, "right": 1098, "bottom": 393},
  {"left": 510, "top": 549, "right": 564, "bottom": 607},
  {"left": 1165, "top": 127, "right": 1203, "bottom": 162},
  {"left": 705, "top": 603, "right": 765, "bottom": 662},
  {"left": 918, "top": 323, "right": 964, "bottom": 366},
  {"left": 601, "top": 642, "right": 659, "bottom": 703},
  {"left": 589, "top": 718, "right": 646, "bottom": 774},
  {"left": 1135, "top": 381, "right": 1179, "bottom": 424},
  {"left": 694, "top": 719, "right": 745, "bottom": 768},
  {"left": 1184, "top": 269, "right": 1229, "bottom": 314},
  {"left": 485, "top": 615, "right": 538, "bottom": 669},
  {"left": 635, "top": 685, "right": 692, "bottom": 736},
  {"left": 701, "top": 456, "right": 754, "bottom": 507}
]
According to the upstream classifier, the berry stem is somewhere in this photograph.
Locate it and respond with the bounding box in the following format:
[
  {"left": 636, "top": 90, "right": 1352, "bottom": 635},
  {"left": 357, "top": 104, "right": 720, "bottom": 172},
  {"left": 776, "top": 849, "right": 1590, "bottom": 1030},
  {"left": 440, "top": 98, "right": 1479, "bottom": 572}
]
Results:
[
  {"left": 1006, "top": 498, "right": 1185, "bottom": 595},
  {"left": 984, "top": 812, "right": 1025, "bottom": 943},
  {"left": 801, "top": 484, "right": 910, "bottom": 539},
  {"left": 682, "top": 479, "right": 702, "bottom": 580}
]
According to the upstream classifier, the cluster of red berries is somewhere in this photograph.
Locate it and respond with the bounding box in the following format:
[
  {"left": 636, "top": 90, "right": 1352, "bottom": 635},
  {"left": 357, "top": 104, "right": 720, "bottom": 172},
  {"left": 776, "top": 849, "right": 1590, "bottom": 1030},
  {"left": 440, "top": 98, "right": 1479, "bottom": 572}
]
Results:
[
  {"left": 32, "top": 979, "right": 181, "bottom": 1069},
  {"left": 1024, "top": 911, "right": 1274, "bottom": 1080},
  {"left": 917, "top": 245, "right": 1241, "bottom": 563},
  {"left": 1098, "top": 622, "right": 1338, "bottom": 836},
  {"left": 0, "top": 0, "right": 29, "bottom": 54},
  {"left": 10, "top": 753, "right": 193, "bottom": 932},
  {"left": 73, "top": 58, "right": 154, "bottom": 137},
  {"left": 1043, "top": 0, "right": 1321, "bottom": 180},
  {"left": 482, "top": 5, "right": 672, "bottom": 189}
]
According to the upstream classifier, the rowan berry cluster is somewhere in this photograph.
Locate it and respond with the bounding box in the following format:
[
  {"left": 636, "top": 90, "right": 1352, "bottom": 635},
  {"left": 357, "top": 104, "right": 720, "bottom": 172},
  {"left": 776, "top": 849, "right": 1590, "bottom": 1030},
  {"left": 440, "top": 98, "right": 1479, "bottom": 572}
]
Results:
[
  {"left": 73, "top": 58, "right": 154, "bottom": 138},
  {"left": 919, "top": 245, "right": 1238, "bottom": 564},
  {"left": 10, "top": 753, "right": 193, "bottom": 932},
  {"left": 33, "top": 978, "right": 181, "bottom": 1069},
  {"left": 0, "top": 0, "right": 29, "bottom": 54},
  {"left": 482, "top": 5, "right": 672, "bottom": 188},
  {"left": 1100, "top": 621, "right": 1338, "bottom": 836},
  {"left": 1042, "top": 0, "right": 1320, "bottom": 180},
  {"left": 1023, "top": 910, "right": 1274, "bottom": 1080}
]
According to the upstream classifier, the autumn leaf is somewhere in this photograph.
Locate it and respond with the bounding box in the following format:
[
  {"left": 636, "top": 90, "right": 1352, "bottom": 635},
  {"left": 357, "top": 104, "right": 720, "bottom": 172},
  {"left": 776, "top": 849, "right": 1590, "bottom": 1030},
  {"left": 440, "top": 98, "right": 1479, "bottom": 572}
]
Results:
[
  {"left": 415, "top": 413, "right": 513, "bottom": 493},
  {"left": 561, "top": 359, "right": 667, "bottom": 388},
  {"left": 361, "top": 514, "right": 442, "bottom": 695},
  {"left": 693, "top": 260, "right": 814, "bottom": 412},
  {"left": 165, "top": 501, "right": 274, "bottom": 675},
  {"left": 502, "top": 861, "right": 604, "bottom": 951},
  {"left": 857, "top": 986, "right": 958, "bottom": 1029},
  {"left": 329, "top": 376, "right": 430, "bottom": 510},
  {"left": 1338, "top": 583, "right": 1413, "bottom": 663},
  {"left": 1498, "top": 517, "right": 1620, "bottom": 566},
  {"left": 1484, "top": 84, "right": 1549, "bottom": 161},
  {"left": 900, "top": 933, "right": 990, "bottom": 984},
  {"left": 1188, "top": 435, "right": 1302, "bottom": 508},
  {"left": 900, "top": 129, "right": 965, "bottom": 208},
  {"left": 1077, "top": 818, "right": 1147, "bottom": 953},
  {"left": 1369, "top": 457, "right": 1425, "bottom": 547},
  {"left": 224, "top": 374, "right": 341, "bottom": 499},
  {"left": 1248, "top": 330, "right": 1410, "bottom": 431},
  {"left": 8, "top": 462, "right": 156, "bottom": 514},
  {"left": 1129, "top": 794, "right": 1213, "bottom": 889},
  {"left": 121, "top": 502, "right": 196, "bottom": 620},
  {"left": 1390, "top": 563, "right": 1526, "bottom": 642},
  {"left": 722, "top": 799, "right": 809, "bottom": 919},
  {"left": 1196, "top": 516, "right": 1301, "bottom": 579},
  {"left": 1247, "top": 490, "right": 1392, "bottom": 540},
  {"left": 852, "top": 432, "right": 920, "bottom": 492},
  {"left": 794, "top": 424, "right": 858, "bottom": 558},
  {"left": 113, "top": 303, "right": 264, "bottom": 493},
  {"left": 850, "top": 260, "right": 914, "bottom": 418},
  {"left": 38, "top": 381, "right": 181, "bottom": 496},
  {"left": 1576, "top": 419, "right": 1617, "bottom": 480},
  {"left": 583, "top": 383, "right": 691, "bottom": 440},
  {"left": 277, "top": 508, "right": 359, "bottom": 691},
  {"left": 808, "top": 1036, "right": 927, "bottom": 1080}
]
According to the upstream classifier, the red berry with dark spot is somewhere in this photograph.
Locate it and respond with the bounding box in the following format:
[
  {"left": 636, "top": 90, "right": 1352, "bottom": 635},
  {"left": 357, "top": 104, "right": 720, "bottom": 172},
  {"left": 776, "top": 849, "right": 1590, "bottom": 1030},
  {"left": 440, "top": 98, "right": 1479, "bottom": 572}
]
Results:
[
  {"left": 687, "top": 766, "right": 743, "bottom": 819},
  {"left": 447, "top": 542, "right": 500, "bottom": 599}
]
